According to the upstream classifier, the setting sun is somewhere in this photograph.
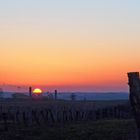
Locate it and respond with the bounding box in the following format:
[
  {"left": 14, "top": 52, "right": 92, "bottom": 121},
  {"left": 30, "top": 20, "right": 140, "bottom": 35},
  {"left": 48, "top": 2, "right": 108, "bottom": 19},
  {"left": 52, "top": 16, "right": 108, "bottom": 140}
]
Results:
[{"left": 33, "top": 88, "right": 42, "bottom": 94}]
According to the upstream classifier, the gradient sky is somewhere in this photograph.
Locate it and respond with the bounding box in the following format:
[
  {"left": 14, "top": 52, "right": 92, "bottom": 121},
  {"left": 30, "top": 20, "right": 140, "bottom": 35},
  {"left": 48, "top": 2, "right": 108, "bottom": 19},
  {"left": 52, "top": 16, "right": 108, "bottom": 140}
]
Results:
[{"left": 0, "top": 0, "right": 140, "bottom": 92}]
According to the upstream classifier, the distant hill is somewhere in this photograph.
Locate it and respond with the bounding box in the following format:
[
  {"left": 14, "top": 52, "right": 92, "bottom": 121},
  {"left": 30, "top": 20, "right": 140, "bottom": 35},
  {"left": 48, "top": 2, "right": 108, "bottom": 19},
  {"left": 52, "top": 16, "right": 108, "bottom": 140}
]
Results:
[{"left": 1, "top": 92, "right": 129, "bottom": 101}]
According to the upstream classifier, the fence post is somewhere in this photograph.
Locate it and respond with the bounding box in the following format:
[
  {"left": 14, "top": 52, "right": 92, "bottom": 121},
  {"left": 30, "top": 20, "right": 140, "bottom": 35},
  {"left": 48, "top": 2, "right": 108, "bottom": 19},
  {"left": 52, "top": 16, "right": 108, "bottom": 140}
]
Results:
[
  {"left": 23, "top": 111, "right": 28, "bottom": 127},
  {"left": 3, "top": 112, "right": 8, "bottom": 131},
  {"left": 128, "top": 72, "right": 140, "bottom": 140}
]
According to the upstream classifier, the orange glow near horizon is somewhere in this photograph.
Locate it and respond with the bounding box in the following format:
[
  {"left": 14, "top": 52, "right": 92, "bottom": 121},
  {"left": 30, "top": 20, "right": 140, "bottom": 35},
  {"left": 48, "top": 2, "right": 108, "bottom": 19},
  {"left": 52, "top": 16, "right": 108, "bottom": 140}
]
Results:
[{"left": 0, "top": 39, "right": 138, "bottom": 92}]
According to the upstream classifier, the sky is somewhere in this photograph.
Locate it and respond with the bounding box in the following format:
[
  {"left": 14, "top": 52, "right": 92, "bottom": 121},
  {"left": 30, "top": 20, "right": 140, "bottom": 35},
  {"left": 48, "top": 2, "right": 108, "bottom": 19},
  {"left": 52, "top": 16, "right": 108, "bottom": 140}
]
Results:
[{"left": 0, "top": 0, "right": 140, "bottom": 92}]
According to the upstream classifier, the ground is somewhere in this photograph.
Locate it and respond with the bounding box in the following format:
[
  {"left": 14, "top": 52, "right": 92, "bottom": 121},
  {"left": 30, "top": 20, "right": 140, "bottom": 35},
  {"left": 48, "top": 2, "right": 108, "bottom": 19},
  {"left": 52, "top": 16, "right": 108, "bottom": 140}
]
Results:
[{"left": 0, "top": 119, "right": 137, "bottom": 140}]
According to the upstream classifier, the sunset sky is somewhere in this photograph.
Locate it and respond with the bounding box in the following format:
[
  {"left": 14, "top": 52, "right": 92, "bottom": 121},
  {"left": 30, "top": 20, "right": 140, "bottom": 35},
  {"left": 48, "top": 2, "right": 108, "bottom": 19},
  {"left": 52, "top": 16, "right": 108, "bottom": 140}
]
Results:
[{"left": 0, "top": 0, "right": 140, "bottom": 92}]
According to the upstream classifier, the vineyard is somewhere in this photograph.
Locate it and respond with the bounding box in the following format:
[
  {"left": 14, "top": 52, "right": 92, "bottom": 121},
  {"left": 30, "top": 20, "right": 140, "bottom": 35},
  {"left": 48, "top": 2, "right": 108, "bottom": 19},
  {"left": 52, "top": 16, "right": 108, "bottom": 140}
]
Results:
[{"left": 0, "top": 100, "right": 136, "bottom": 140}]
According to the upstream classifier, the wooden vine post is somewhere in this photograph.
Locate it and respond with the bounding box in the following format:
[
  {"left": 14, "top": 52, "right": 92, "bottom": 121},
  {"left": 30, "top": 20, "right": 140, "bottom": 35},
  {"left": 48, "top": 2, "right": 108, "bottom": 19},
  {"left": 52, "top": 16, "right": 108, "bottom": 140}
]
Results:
[{"left": 128, "top": 72, "right": 140, "bottom": 139}]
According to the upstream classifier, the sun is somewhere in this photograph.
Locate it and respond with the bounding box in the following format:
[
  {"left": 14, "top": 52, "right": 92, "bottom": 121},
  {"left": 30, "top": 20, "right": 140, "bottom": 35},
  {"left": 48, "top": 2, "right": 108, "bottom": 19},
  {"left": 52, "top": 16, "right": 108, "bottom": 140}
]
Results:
[{"left": 33, "top": 88, "right": 42, "bottom": 94}]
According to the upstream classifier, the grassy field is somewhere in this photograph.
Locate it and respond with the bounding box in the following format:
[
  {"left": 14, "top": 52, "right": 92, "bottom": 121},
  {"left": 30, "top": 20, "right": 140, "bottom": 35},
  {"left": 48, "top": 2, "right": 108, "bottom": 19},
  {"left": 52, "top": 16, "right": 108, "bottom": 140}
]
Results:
[{"left": 0, "top": 119, "right": 137, "bottom": 140}]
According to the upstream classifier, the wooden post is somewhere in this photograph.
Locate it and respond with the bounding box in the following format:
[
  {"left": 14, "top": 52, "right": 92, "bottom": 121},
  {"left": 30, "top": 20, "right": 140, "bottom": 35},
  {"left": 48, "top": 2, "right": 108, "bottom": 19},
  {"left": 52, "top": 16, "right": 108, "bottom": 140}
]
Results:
[
  {"left": 23, "top": 111, "right": 28, "bottom": 127},
  {"left": 45, "top": 109, "right": 49, "bottom": 122},
  {"left": 128, "top": 72, "right": 140, "bottom": 139},
  {"left": 68, "top": 110, "right": 73, "bottom": 121},
  {"left": 40, "top": 110, "right": 45, "bottom": 123},
  {"left": 32, "top": 110, "right": 40, "bottom": 125},
  {"left": 29, "top": 86, "right": 32, "bottom": 98},
  {"left": 16, "top": 110, "right": 20, "bottom": 124},
  {"left": 48, "top": 109, "right": 55, "bottom": 123},
  {"left": 3, "top": 113, "right": 8, "bottom": 131},
  {"left": 54, "top": 90, "right": 57, "bottom": 100}
]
